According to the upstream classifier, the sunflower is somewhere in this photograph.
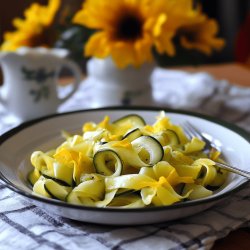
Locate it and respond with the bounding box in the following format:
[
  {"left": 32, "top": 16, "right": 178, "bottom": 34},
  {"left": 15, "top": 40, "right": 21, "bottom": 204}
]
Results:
[
  {"left": 178, "top": 10, "right": 225, "bottom": 55},
  {"left": 1, "top": 0, "right": 61, "bottom": 51},
  {"left": 73, "top": 0, "right": 196, "bottom": 68},
  {"left": 152, "top": 0, "right": 204, "bottom": 56}
]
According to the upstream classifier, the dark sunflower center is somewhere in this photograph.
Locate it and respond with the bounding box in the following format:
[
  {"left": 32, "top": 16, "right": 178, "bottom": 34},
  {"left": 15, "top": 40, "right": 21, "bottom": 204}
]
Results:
[
  {"left": 184, "top": 31, "right": 197, "bottom": 42},
  {"left": 115, "top": 14, "right": 143, "bottom": 41},
  {"left": 28, "top": 27, "right": 56, "bottom": 48},
  {"left": 178, "top": 27, "right": 198, "bottom": 43}
]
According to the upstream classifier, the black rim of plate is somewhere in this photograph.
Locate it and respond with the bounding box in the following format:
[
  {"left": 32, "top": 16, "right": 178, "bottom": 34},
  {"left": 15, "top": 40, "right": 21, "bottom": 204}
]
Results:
[{"left": 0, "top": 106, "right": 250, "bottom": 213}]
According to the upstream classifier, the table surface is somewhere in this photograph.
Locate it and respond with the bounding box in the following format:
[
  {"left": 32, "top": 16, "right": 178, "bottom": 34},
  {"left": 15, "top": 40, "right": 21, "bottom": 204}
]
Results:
[
  {"left": 177, "top": 63, "right": 250, "bottom": 87},
  {"left": 177, "top": 63, "right": 250, "bottom": 250}
]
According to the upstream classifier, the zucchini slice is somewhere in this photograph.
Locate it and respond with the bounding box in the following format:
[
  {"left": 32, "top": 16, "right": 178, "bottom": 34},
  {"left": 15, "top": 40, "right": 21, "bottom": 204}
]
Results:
[
  {"left": 44, "top": 179, "right": 72, "bottom": 201},
  {"left": 123, "top": 128, "right": 142, "bottom": 142},
  {"left": 165, "top": 129, "right": 180, "bottom": 145},
  {"left": 182, "top": 184, "right": 213, "bottom": 200},
  {"left": 73, "top": 178, "right": 105, "bottom": 201},
  {"left": 33, "top": 177, "right": 51, "bottom": 198},
  {"left": 40, "top": 161, "right": 75, "bottom": 187},
  {"left": 113, "top": 114, "right": 146, "bottom": 128},
  {"left": 66, "top": 191, "right": 96, "bottom": 206},
  {"left": 53, "top": 162, "right": 74, "bottom": 186},
  {"left": 28, "top": 169, "right": 40, "bottom": 186},
  {"left": 41, "top": 173, "right": 72, "bottom": 187},
  {"left": 93, "top": 149, "right": 123, "bottom": 176},
  {"left": 108, "top": 194, "right": 144, "bottom": 208},
  {"left": 115, "top": 189, "right": 136, "bottom": 197},
  {"left": 66, "top": 191, "right": 82, "bottom": 205},
  {"left": 131, "top": 135, "right": 163, "bottom": 165}
]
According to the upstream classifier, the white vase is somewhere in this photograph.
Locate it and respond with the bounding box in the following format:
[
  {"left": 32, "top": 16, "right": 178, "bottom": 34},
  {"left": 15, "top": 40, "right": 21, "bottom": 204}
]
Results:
[{"left": 86, "top": 57, "right": 155, "bottom": 107}]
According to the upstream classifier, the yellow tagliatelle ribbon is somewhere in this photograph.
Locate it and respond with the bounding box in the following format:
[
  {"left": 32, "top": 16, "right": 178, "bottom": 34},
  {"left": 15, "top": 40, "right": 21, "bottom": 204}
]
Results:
[{"left": 29, "top": 112, "right": 228, "bottom": 207}]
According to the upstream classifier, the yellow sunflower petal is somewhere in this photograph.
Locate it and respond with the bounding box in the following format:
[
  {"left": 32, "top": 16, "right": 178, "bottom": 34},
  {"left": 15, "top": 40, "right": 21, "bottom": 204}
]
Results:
[
  {"left": 85, "top": 32, "right": 111, "bottom": 58},
  {"left": 153, "top": 14, "right": 168, "bottom": 37},
  {"left": 178, "top": 11, "right": 225, "bottom": 55},
  {"left": 110, "top": 43, "right": 136, "bottom": 68},
  {"left": 1, "top": 0, "right": 60, "bottom": 51}
]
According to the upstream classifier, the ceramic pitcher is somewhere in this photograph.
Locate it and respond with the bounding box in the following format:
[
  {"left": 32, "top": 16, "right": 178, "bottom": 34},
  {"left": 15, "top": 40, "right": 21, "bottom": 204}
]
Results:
[{"left": 0, "top": 47, "right": 81, "bottom": 121}]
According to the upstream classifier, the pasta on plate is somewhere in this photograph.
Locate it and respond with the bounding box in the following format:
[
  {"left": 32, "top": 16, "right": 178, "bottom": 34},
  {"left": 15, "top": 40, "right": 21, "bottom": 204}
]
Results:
[{"left": 28, "top": 111, "right": 228, "bottom": 208}]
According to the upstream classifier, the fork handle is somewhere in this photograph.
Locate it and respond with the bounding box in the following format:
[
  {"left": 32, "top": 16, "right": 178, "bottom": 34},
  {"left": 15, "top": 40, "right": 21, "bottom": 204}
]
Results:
[{"left": 216, "top": 162, "right": 250, "bottom": 179}]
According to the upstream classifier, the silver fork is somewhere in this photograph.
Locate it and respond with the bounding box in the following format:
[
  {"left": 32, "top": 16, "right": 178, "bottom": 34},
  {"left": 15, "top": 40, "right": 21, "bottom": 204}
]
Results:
[{"left": 183, "top": 121, "right": 250, "bottom": 179}]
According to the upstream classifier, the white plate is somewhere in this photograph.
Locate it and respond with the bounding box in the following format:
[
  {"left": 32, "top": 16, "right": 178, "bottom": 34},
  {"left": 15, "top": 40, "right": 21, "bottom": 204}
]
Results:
[{"left": 0, "top": 107, "right": 249, "bottom": 225}]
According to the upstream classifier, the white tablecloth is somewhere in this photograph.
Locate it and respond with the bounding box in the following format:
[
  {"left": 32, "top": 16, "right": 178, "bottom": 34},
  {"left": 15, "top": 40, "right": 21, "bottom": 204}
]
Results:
[{"left": 0, "top": 68, "right": 250, "bottom": 250}]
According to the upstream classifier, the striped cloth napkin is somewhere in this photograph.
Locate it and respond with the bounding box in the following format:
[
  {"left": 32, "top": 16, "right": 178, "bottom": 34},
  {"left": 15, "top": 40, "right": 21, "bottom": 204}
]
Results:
[{"left": 0, "top": 68, "right": 250, "bottom": 250}]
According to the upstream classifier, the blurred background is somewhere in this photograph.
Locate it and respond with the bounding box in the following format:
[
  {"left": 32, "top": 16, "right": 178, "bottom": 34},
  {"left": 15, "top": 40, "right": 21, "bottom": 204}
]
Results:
[{"left": 0, "top": 0, "right": 250, "bottom": 67}]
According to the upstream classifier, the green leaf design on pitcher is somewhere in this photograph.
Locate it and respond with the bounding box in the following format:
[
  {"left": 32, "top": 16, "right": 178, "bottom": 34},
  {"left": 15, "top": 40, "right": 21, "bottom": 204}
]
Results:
[
  {"left": 21, "top": 66, "right": 55, "bottom": 83},
  {"left": 21, "top": 66, "right": 55, "bottom": 103},
  {"left": 29, "top": 86, "right": 50, "bottom": 103}
]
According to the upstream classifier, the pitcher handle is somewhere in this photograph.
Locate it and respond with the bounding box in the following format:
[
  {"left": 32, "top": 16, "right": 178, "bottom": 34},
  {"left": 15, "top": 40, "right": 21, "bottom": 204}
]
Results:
[{"left": 57, "top": 59, "right": 82, "bottom": 104}]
